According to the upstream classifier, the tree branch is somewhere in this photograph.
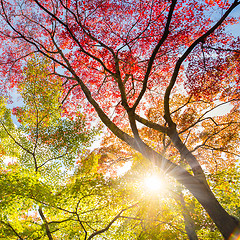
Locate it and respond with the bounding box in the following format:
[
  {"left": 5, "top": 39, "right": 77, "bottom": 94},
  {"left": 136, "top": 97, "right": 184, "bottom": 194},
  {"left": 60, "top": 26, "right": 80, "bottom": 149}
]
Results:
[
  {"left": 61, "top": 84, "right": 78, "bottom": 104},
  {"left": 33, "top": 0, "right": 115, "bottom": 76},
  {"left": 38, "top": 207, "right": 54, "bottom": 240},
  {"left": 135, "top": 114, "right": 167, "bottom": 133},
  {"left": 0, "top": 121, "right": 34, "bottom": 157},
  {"left": 75, "top": 200, "right": 88, "bottom": 240},
  {"left": 133, "top": 0, "right": 177, "bottom": 110},
  {"left": 163, "top": 0, "right": 240, "bottom": 127},
  {"left": 87, "top": 204, "right": 138, "bottom": 240},
  {"left": 0, "top": 220, "right": 24, "bottom": 240},
  {"left": 179, "top": 99, "right": 239, "bottom": 134}
]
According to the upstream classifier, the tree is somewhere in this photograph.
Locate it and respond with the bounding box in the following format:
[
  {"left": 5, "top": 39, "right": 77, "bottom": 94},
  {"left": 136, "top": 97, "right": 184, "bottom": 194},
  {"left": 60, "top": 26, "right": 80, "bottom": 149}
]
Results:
[
  {"left": 96, "top": 117, "right": 240, "bottom": 239},
  {"left": 0, "top": 0, "right": 239, "bottom": 239},
  {"left": 0, "top": 60, "right": 140, "bottom": 239}
]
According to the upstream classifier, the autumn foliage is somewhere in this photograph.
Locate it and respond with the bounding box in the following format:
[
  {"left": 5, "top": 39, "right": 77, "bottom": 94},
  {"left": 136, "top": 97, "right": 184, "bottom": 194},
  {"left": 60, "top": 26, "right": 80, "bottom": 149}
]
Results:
[{"left": 0, "top": 0, "right": 240, "bottom": 239}]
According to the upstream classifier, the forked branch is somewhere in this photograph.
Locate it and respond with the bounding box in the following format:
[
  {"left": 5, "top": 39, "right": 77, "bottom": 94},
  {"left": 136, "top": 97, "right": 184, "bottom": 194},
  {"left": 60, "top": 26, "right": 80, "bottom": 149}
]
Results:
[{"left": 163, "top": 0, "right": 240, "bottom": 127}]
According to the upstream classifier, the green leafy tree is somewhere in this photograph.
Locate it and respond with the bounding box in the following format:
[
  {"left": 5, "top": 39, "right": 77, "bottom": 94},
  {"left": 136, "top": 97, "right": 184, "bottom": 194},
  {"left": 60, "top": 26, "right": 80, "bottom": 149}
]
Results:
[{"left": 0, "top": 58, "right": 138, "bottom": 239}]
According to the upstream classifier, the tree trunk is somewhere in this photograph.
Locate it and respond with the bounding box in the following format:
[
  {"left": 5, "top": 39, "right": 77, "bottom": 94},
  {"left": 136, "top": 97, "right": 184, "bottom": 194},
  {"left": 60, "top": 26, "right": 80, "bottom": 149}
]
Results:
[
  {"left": 182, "top": 176, "right": 239, "bottom": 240},
  {"left": 178, "top": 192, "right": 199, "bottom": 240},
  {"left": 75, "top": 76, "right": 239, "bottom": 238},
  {"left": 166, "top": 129, "right": 240, "bottom": 239},
  {"left": 137, "top": 141, "right": 239, "bottom": 240}
]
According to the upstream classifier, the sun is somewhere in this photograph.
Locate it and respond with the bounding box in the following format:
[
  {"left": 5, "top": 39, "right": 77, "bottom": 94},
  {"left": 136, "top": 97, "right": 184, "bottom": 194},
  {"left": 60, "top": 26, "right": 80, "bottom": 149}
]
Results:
[{"left": 144, "top": 175, "right": 164, "bottom": 192}]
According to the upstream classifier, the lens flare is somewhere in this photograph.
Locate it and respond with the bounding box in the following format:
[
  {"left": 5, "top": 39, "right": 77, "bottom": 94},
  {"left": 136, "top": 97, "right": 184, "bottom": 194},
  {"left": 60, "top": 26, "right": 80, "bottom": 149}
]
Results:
[
  {"left": 229, "top": 228, "right": 240, "bottom": 240},
  {"left": 144, "top": 175, "right": 164, "bottom": 192}
]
